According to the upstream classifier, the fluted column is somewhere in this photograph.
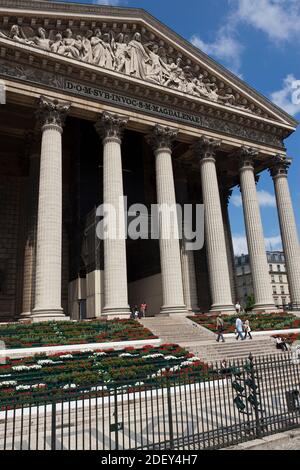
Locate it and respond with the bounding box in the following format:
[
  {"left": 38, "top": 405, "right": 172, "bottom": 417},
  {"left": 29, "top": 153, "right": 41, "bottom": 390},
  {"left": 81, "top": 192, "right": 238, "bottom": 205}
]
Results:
[
  {"left": 32, "top": 96, "right": 70, "bottom": 321},
  {"left": 20, "top": 134, "right": 40, "bottom": 319},
  {"left": 95, "top": 112, "right": 130, "bottom": 317},
  {"left": 221, "top": 189, "right": 237, "bottom": 303},
  {"left": 175, "top": 173, "right": 199, "bottom": 312},
  {"left": 270, "top": 157, "right": 300, "bottom": 309},
  {"left": 238, "top": 147, "right": 275, "bottom": 311},
  {"left": 194, "top": 137, "right": 234, "bottom": 313},
  {"left": 148, "top": 125, "right": 187, "bottom": 315}
]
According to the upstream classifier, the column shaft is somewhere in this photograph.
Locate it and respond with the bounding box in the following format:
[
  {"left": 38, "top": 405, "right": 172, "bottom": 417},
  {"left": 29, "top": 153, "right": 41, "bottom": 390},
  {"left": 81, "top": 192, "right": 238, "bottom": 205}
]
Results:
[
  {"left": 95, "top": 112, "right": 129, "bottom": 316},
  {"left": 271, "top": 160, "right": 300, "bottom": 308},
  {"left": 196, "top": 137, "right": 234, "bottom": 313},
  {"left": 148, "top": 126, "right": 187, "bottom": 315},
  {"left": 239, "top": 148, "right": 275, "bottom": 311}
]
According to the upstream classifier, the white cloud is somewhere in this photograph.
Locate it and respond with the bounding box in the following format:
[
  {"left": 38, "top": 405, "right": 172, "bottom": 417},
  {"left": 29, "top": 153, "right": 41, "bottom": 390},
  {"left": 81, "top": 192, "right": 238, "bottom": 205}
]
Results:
[
  {"left": 233, "top": 234, "right": 282, "bottom": 255},
  {"left": 271, "top": 74, "right": 300, "bottom": 116},
  {"left": 191, "top": 28, "right": 243, "bottom": 74},
  {"left": 230, "top": 0, "right": 300, "bottom": 43},
  {"left": 231, "top": 190, "right": 276, "bottom": 208}
]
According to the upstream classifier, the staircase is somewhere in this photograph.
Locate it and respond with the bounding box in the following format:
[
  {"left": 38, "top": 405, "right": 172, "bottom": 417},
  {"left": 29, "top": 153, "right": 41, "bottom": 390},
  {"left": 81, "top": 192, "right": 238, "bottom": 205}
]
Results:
[{"left": 140, "top": 316, "right": 282, "bottom": 363}]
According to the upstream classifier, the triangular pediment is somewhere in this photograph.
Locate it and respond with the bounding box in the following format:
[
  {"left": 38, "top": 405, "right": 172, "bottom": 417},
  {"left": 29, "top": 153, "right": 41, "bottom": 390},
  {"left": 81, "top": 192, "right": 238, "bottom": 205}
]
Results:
[{"left": 0, "top": 0, "right": 298, "bottom": 131}]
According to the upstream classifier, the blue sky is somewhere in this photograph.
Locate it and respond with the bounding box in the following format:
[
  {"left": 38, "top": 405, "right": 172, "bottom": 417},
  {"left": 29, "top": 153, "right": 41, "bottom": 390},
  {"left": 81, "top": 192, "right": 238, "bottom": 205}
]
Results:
[{"left": 58, "top": 0, "right": 300, "bottom": 254}]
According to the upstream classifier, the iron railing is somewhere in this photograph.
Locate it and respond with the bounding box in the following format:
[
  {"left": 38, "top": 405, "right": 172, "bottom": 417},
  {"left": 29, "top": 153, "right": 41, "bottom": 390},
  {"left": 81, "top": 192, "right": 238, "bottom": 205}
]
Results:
[{"left": 0, "top": 352, "right": 299, "bottom": 450}]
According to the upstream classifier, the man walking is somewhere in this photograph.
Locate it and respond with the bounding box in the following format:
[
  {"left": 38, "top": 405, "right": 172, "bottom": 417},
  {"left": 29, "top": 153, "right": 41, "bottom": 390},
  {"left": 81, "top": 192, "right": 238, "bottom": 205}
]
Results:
[
  {"left": 236, "top": 317, "right": 244, "bottom": 341},
  {"left": 216, "top": 314, "right": 225, "bottom": 343}
]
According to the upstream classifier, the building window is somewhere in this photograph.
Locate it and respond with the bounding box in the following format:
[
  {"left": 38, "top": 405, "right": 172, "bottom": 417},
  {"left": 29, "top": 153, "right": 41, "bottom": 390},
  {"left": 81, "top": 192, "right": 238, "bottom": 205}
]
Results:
[
  {"left": 273, "top": 286, "right": 277, "bottom": 295},
  {"left": 277, "top": 265, "right": 281, "bottom": 272},
  {"left": 280, "top": 286, "right": 285, "bottom": 295},
  {"left": 271, "top": 275, "right": 275, "bottom": 284}
]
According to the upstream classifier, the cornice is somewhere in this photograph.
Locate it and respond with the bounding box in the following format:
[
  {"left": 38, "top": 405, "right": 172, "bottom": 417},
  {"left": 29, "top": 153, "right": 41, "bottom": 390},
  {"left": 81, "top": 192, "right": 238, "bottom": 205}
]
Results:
[{"left": 0, "top": 0, "right": 298, "bottom": 130}]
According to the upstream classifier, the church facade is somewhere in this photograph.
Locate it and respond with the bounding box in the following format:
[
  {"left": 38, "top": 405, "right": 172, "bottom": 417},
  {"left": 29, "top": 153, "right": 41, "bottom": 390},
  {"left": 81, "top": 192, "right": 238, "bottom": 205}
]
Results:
[{"left": 0, "top": 0, "right": 299, "bottom": 322}]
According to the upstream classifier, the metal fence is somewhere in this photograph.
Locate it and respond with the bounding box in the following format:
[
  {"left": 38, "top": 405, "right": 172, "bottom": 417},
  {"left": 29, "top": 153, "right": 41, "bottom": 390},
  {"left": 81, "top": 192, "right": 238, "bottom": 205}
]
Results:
[{"left": 1, "top": 353, "right": 300, "bottom": 450}]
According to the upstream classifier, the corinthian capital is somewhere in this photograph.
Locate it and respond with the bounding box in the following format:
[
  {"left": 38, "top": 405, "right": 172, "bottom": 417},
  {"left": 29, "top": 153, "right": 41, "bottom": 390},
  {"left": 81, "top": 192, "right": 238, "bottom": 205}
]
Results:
[
  {"left": 236, "top": 146, "right": 259, "bottom": 170},
  {"left": 95, "top": 111, "right": 129, "bottom": 142},
  {"left": 146, "top": 125, "right": 178, "bottom": 152},
  {"left": 269, "top": 155, "right": 291, "bottom": 179},
  {"left": 193, "top": 136, "right": 221, "bottom": 162},
  {"left": 36, "top": 96, "right": 70, "bottom": 131}
]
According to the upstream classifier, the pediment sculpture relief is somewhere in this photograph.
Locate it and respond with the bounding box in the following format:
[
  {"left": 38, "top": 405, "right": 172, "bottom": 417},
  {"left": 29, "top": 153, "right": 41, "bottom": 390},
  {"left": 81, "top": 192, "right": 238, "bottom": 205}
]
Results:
[{"left": 0, "top": 24, "right": 258, "bottom": 114}]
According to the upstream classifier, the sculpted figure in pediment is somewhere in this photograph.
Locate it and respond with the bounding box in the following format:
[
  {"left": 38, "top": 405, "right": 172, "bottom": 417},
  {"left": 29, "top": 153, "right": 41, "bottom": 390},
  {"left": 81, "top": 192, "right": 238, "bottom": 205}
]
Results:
[
  {"left": 62, "top": 29, "right": 81, "bottom": 59},
  {"left": 144, "top": 43, "right": 169, "bottom": 84},
  {"left": 82, "top": 30, "right": 93, "bottom": 63},
  {"left": 0, "top": 25, "right": 29, "bottom": 44},
  {"left": 32, "top": 27, "right": 51, "bottom": 51},
  {"left": 91, "top": 29, "right": 106, "bottom": 67},
  {"left": 127, "top": 32, "right": 150, "bottom": 80},
  {"left": 111, "top": 32, "right": 131, "bottom": 74},
  {"left": 101, "top": 32, "right": 115, "bottom": 70},
  {"left": 50, "top": 33, "right": 64, "bottom": 54}
]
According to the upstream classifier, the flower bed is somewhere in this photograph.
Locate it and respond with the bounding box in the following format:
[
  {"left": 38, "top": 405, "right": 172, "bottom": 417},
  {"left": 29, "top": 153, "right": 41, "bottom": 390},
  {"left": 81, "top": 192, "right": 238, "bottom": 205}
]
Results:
[
  {"left": 189, "top": 312, "right": 300, "bottom": 334},
  {"left": 0, "top": 344, "right": 210, "bottom": 407},
  {"left": 0, "top": 319, "right": 157, "bottom": 349}
]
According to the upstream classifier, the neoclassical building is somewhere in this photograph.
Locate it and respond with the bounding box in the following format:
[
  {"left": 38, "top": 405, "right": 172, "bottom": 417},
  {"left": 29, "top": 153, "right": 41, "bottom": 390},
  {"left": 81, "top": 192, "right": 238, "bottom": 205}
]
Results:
[{"left": 0, "top": 0, "right": 299, "bottom": 322}]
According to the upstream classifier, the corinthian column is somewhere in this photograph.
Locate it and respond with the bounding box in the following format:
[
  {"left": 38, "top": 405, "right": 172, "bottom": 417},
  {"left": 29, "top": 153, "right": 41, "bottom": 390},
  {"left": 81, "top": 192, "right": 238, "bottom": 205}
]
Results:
[
  {"left": 147, "top": 125, "right": 187, "bottom": 315},
  {"left": 270, "top": 157, "right": 300, "bottom": 309},
  {"left": 238, "top": 147, "right": 275, "bottom": 311},
  {"left": 32, "top": 96, "right": 70, "bottom": 321},
  {"left": 175, "top": 172, "right": 199, "bottom": 312},
  {"left": 194, "top": 137, "right": 234, "bottom": 313},
  {"left": 95, "top": 112, "right": 130, "bottom": 317}
]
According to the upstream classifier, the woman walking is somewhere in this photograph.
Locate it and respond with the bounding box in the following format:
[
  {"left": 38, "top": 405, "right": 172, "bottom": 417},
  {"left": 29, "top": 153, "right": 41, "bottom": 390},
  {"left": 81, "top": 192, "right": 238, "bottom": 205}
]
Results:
[
  {"left": 244, "top": 319, "right": 252, "bottom": 340},
  {"left": 216, "top": 314, "right": 225, "bottom": 343}
]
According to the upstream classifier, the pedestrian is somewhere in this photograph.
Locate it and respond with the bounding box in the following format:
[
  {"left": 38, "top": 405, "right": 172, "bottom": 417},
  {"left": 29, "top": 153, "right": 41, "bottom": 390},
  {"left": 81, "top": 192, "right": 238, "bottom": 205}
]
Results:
[
  {"left": 244, "top": 319, "right": 252, "bottom": 340},
  {"left": 130, "top": 306, "right": 135, "bottom": 319},
  {"left": 235, "top": 317, "right": 244, "bottom": 341},
  {"left": 140, "top": 301, "right": 148, "bottom": 318},
  {"left": 134, "top": 305, "right": 139, "bottom": 319},
  {"left": 275, "top": 336, "right": 288, "bottom": 352},
  {"left": 216, "top": 314, "right": 225, "bottom": 343},
  {"left": 235, "top": 301, "right": 241, "bottom": 315}
]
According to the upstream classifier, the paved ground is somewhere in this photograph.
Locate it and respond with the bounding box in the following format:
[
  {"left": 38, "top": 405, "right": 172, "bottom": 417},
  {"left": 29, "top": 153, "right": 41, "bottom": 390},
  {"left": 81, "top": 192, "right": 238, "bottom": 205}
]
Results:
[{"left": 228, "top": 429, "right": 300, "bottom": 450}]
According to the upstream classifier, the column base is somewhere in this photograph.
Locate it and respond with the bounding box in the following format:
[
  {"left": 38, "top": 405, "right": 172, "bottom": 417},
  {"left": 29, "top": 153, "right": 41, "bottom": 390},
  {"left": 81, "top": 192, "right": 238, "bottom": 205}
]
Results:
[
  {"left": 102, "top": 307, "right": 131, "bottom": 319},
  {"left": 160, "top": 305, "right": 189, "bottom": 316},
  {"left": 253, "top": 303, "right": 277, "bottom": 313},
  {"left": 210, "top": 304, "right": 236, "bottom": 315},
  {"left": 19, "top": 311, "right": 32, "bottom": 321},
  {"left": 31, "top": 308, "right": 68, "bottom": 323}
]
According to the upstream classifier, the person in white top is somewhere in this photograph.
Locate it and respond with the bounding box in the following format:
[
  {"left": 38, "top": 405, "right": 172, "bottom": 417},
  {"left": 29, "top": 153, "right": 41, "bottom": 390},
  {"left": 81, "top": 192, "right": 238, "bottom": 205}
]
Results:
[{"left": 235, "top": 301, "right": 241, "bottom": 314}]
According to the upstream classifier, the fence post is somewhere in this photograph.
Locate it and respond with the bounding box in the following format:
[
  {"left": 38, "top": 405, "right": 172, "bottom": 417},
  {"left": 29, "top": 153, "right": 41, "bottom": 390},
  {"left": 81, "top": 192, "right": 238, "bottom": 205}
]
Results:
[
  {"left": 114, "top": 387, "right": 119, "bottom": 451},
  {"left": 51, "top": 401, "right": 56, "bottom": 450},
  {"left": 166, "top": 368, "right": 174, "bottom": 450},
  {"left": 248, "top": 354, "right": 262, "bottom": 439}
]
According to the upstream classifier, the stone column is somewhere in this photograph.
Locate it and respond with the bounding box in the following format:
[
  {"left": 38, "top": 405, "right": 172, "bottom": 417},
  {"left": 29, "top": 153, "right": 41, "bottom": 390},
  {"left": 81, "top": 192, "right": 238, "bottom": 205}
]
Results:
[
  {"left": 32, "top": 96, "right": 70, "bottom": 321},
  {"left": 148, "top": 125, "right": 187, "bottom": 315},
  {"left": 175, "top": 173, "right": 199, "bottom": 312},
  {"left": 20, "top": 134, "right": 40, "bottom": 319},
  {"left": 194, "top": 137, "right": 234, "bottom": 313},
  {"left": 238, "top": 147, "right": 275, "bottom": 311},
  {"left": 95, "top": 112, "right": 130, "bottom": 317},
  {"left": 221, "top": 189, "right": 237, "bottom": 303},
  {"left": 270, "top": 157, "right": 300, "bottom": 309}
]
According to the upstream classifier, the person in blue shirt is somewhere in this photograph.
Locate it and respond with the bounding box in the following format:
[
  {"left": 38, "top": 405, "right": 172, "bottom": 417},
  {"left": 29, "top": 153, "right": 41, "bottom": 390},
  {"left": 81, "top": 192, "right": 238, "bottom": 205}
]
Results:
[{"left": 235, "top": 317, "right": 244, "bottom": 341}]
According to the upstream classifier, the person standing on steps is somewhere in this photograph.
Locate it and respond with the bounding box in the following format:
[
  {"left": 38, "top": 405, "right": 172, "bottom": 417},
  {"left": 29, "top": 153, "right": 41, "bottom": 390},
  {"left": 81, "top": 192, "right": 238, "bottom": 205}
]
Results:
[
  {"left": 244, "top": 319, "right": 253, "bottom": 340},
  {"left": 216, "top": 314, "right": 225, "bottom": 343},
  {"left": 235, "top": 301, "right": 241, "bottom": 315},
  {"left": 140, "top": 302, "right": 148, "bottom": 318},
  {"left": 235, "top": 317, "right": 244, "bottom": 341}
]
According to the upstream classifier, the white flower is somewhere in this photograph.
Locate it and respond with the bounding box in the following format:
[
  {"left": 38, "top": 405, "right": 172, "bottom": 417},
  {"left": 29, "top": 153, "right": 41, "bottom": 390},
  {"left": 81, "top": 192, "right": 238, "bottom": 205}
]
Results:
[
  {"left": 164, "top": 356, "right": 179, "bottom": 361},
  {"left": 37, "top": 360, "right": 58, "bottom": 366},
  {"left": 12, "top": 365, "right": 42, "bottom": 372},
  {"left": 119, "top": 353, "right": 139, "bottom": 358},
  {"left": 187, "top": 357, "right": 201, "bottom": 362},
  {"left": 62, "top": 384, "right": 77, "bottom": 389},
  {"left": 92, "top": 352, "right": 107, "bottom": 357},
  {"left": 0, "top": 380, "right": 17, "bottom": 388},
  {"left": 143, "top": 353, "right": 164, "bottom": 359},
  {"left": 31, "top": 383, "right": 46, "bottom": 389},
  {"left": 16, "top": 385, "right": 31, "bottom": 391},
  {"left": 59, "top": 354, "right": 73, "bottom": 360}
]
